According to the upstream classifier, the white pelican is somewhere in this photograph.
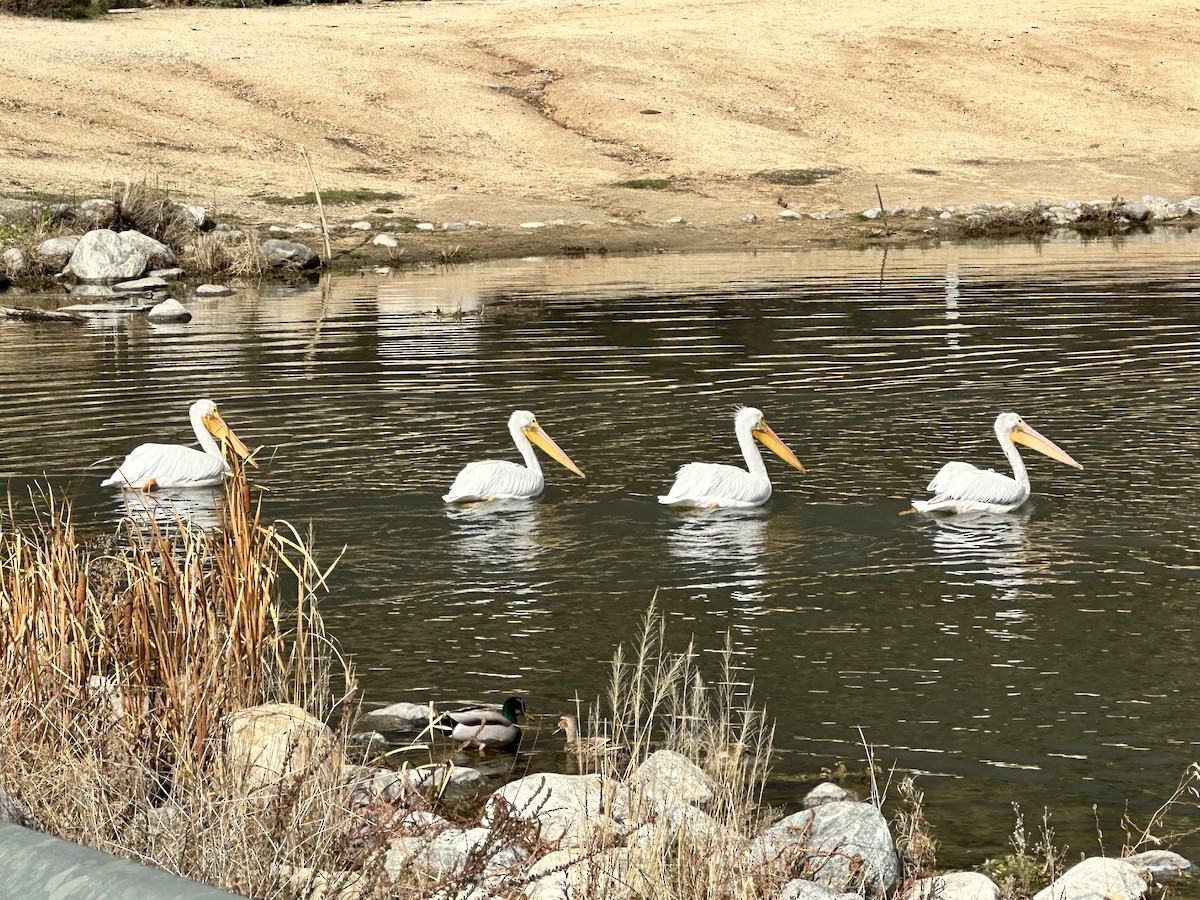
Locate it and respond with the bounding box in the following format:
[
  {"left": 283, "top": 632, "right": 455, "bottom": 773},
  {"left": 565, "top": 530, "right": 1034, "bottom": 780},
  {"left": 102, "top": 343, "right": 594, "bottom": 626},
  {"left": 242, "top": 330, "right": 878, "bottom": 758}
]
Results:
[
  {"left": 911, "top": 412, "right": 1082, "bottom": 514},
  {"left": 100, "top": 398, "right": 257, "bottom": 491},
  {"left": 433, "top": 697, "right": 526, "bottom": 752},
  {"left": 442, "top": 409, "right": 585, "bottom": 503},
  {"left": 658, "top": 406, "right": 805, "bottom": 509}
]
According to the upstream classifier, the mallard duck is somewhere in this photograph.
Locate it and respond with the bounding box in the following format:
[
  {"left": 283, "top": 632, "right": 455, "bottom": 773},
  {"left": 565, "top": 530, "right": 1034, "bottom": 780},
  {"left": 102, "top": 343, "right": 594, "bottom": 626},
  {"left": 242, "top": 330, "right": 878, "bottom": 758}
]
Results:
[{"left": 433, "top": 697, "right": 526, "bottom": 752}]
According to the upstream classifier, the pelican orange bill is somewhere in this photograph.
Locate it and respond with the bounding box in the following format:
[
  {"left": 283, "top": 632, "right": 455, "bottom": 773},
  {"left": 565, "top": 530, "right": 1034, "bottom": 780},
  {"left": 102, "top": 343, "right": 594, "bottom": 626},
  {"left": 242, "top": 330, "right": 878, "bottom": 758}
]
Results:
[
  {"left": 1011, "top": 421, "right": 1082, "bottom": 469},
  {"left": 524, "top": 424, "right": 585, "bottom": 478},
  {"left": 753, "top": 421, "right": 805, "bottom": 472}
]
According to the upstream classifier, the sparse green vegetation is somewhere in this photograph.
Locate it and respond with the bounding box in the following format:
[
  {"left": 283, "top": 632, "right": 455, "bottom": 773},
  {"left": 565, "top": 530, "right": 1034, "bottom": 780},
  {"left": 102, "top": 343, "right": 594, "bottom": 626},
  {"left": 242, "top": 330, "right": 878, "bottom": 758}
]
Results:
[
  {"left": 960, "top": 203, "right": 1053, "bottom": 238},
  {"left": 613, "top": 177, "right": 673, "bottom": 190},
  {"left": 258, "top": 189, "right": 407, "bottom": 206},
  {"left": 753, "top": 168, "right": 840, "bottom": 186}
]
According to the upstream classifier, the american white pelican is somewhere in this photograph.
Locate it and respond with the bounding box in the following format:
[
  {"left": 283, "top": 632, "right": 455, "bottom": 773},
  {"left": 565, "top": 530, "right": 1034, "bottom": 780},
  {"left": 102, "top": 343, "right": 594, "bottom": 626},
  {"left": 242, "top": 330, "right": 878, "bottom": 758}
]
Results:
[
  {"left": 658, "top": 406, "right": 805, "bottom": 509},
  {"left": 100, "top": 398, "right": 257, "bottom": 491},
  {"left": 442, "top": 409, "right": 584, "bottom": 503},
  {"left": 433, "top": 697, "right": 526, "bottom": 752},
  {"left": 911, "top": 412, "right": 1082, "bottom": 514}
]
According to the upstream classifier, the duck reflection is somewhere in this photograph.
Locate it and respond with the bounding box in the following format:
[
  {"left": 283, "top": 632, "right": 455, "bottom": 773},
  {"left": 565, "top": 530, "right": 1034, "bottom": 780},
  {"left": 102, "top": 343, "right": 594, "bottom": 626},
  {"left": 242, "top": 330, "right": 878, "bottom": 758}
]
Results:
[
  {"left": 444, "top": 499, "right": 541, "bottom": 573},
  {"left": 928, "top": 508, "right": 1033, "bottom": 603}
]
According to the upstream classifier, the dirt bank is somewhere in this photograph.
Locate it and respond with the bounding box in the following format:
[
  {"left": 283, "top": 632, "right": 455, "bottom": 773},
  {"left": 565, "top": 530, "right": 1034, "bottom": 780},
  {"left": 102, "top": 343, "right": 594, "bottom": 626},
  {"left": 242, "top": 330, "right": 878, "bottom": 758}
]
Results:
[{"left": 2, "top": 0, "right": 1199, "bottom": 260}]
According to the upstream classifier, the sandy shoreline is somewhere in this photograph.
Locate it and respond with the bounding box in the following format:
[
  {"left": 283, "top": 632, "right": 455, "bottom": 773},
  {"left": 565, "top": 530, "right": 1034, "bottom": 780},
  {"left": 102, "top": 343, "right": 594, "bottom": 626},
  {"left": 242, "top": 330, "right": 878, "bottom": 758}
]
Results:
[{"left": 2, "top": 0, "right": 1199, "bottom": 263}]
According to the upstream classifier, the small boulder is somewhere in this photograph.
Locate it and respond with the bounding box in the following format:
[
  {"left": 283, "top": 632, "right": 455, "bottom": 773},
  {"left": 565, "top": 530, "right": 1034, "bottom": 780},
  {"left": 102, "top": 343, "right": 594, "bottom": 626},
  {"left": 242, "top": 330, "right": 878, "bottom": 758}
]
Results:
[
  {"left": 114, "top": 276, "right": 169, "bottom": 292},
  {"left": 1122, "top": 850, "right": 1192, "bottom": 884},
  {"left": 904, "top": 872, "right": 1001, "bottom": 900},
  {"left": 385, "top": 827, "right": 526, "bottom": 881},
  {"left": 150, "top": 267, "right": 185, "bottom": 281},
  {"left": 148, "top": 299, "right": 192, "bottom": 323},
  {"left": 633, "top": 749, "right": 715, "bottom": 806},
  {"left": 361, "top": 701, "right": 429, "bottom": 731},
  {"left": 195, "top": 284, "right": 234, "bottom": 298},
  {"left": 760, "top": 800, "right": 899, "bottom": 893},
  {"left": 1118, "top": 202, "right": 1150, "bottom": 222},
  {"left": 778, "top": 209, "right": 803, "bottom": 220},
  {"left": 781, "top": 880, "right": 862, "bottom": 900},
  {"left": 372, "top": 233, "right": 400, "bottom": 248},
  {"left": 1032, "top": 857, "right": 1147, "bottom": 900},
  {"left": 349, "top": 220, "right": 372, "bottom": 231},
  {"left": 118, "top": 230, "right": 177, "bottom": 270},
  {"left": 261, "top": 239, "right": 320, "bottom": 269},
  {"left": 67, "top": 229, "right": 148, "bottom": 281},
  {"left": 2, "top": 247, "right": 25, "bottom": 275},
  {"left": 36, "top": 235, "right": 81, "bottom": 269},
  {"left": 441, "top": 221, "right": 467, "bottom": 231},
  {"left": 803, "top": 782, "right": 859, "bottom": 808},
  {"left": 225, "top": 702, "right": 341, "bottom": 795},
  {"left": 177, "top": 204, "right": 206, "bottom": 229}
]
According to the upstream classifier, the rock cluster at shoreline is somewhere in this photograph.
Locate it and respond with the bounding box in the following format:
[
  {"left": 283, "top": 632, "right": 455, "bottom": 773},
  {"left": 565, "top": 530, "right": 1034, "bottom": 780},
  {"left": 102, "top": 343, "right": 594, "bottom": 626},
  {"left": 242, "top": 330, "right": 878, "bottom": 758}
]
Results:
[{"left": 326, "top": 699, "right": 1198, "bottom": 900}]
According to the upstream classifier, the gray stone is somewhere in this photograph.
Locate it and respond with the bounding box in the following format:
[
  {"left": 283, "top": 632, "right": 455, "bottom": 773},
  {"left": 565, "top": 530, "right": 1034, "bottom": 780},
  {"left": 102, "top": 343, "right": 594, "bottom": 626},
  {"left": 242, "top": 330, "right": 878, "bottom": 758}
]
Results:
[
  {"left": 2, "top": 247, "right": 26, "bottom": 274},
  {"left": 1119, "top": 202, "right": 1150, "bottom": 222},
  {"left": 36, "top": 235, "right": 81, "bottom": 267},
  {"left": 385, "top": 827, "right": 525, "bottom": 881},
  {"left": 778, "top": 209, "right": 803, "bottom": 220},
  {"left": 1061, "top": 199, "right": 1082, "bottom": 210},
  {"left": 195, "top": 284, "right": 234, "bottom": 297},
  {"left": 863, "top": 208, "right": 884, "bottom": 219},
  {"left": 178, "top": 204, "right": 206, "bottom": 229},
  {"left": 519, "top": 221, "right": 546, "bottom": 229},
  {"left": 825, "top": 210, "right": 847, "bottom": 219},
  {"left": 762, "top": 800, "right": 899, "bottom": 893},
  {"left": 967, "top": 203, "right": 996, "bottom": 213},
  {"left": 416, "top": 222, "right": 435, "bottom": 231},
  {"left": 293, "top": 222, "right": 319, "bottom": 231},
  {"left": 261, "top": 239, "right": 320, "bottom": 269},
  {"left": 42, "top": 202, "right": 72, "bottom": 222},
  {"left": 118, "top": 230, "right": 176, "bottom": 269},
  {"left": 633, "top": 749, "right": 715, "bottom": 806},
  {"left": 1032, "top": 857, "right": 1146, "bottom": 900},
  {"left": 361, "top": 701, "right": 429, "bottom": 731},
  {"left": 372, "top": 233, "right": 400, "bottom": 247},
  {"left": 349, "top": 220, "right": 372, "bottom": 231},
  {"left": 803, "top": 782, "right": 859, "bottom": 808},
  {"left": 79, "top": 198, "right": 115, "bottom": 221},
  {"left": 780, "top": 880, "right": 861, "bottom": 900},
  {"left": 113, "top": 276, "right": 169, "bottom": 292},
  {"left": 667, "top": 215, "right": 687, "bottom": 224},
  {"left": 743, "top": 213, "right": 758, "bottom": 222},
  {"left": 1141, "top": 194, "right": 1172, "bottom": 207},
  {"left": 485, "top": 772, "right": 630, "bottom": 845},
  {"left": 150, "top": 267, "right": 184, "bottom": 281},
  {"left": 268, "top": 225, "right": 289, "bottom": 234},
  {"left": 1155, "top": 203, "right": 1190, "bottom": 220},
  {"left": 904, "top": 872, "right": 1000, "bottom": 900},
  {"left": 441, "top": 221, "right": 467, "bottom": 231},
  {"left": 346, "top": 731, "right": 389, "bottom": 756},
  {"left": 1182, "top": 196, "right": 1200, "bottom": 209},
  {"left": 147, "top": 298, "right": 192, "bottom": 322},
  {"left": 1123, "top": 850, "right": 1192, "bottom": 884},
  {"left": 210, "top": 229, "right": 245, "bottom": 242},
  {"left": 67, "top": 230, "right": 149, "bottom": 281}
]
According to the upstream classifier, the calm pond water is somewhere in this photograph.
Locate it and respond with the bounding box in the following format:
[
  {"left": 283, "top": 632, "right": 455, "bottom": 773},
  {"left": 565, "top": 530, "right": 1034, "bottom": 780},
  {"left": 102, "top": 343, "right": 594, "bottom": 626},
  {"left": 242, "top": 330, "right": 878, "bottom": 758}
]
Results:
[{"left": 3, "top": 233, "right": 1200, "bottom": 866}]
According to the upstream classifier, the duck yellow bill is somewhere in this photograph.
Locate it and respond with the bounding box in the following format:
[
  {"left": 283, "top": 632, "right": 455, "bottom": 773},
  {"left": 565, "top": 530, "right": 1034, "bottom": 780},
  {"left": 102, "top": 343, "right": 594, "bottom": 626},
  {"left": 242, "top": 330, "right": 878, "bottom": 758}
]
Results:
[
  {"left": 1011, "top": 422, "right": 1082, "bottom": 469},
  {"left": 525, "top": 424, "right": 585, "bottom": 478},
  {"left": 208, "top": 414, "right": 259, "bottom": 469},
  {"left": 753, "top": 422, "right": 806, "bottom": 472}
]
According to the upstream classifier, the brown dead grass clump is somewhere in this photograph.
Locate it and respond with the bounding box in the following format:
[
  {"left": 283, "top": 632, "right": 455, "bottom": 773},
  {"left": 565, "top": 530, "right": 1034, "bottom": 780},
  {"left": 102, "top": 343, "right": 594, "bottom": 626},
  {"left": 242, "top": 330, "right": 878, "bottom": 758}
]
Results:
[
  {"left": 960, "top": 203, "right": 1053, "bottom": 238},
  {"left": 0, "top": 465, "right": 375, "bottom": 896}
]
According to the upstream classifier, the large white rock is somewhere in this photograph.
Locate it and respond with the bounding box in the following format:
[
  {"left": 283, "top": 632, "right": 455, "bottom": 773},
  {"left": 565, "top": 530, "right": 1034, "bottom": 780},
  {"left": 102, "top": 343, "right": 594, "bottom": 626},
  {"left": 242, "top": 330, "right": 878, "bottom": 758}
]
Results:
[
  {"left": 2, "top": 247, "right": 25, "bottom": 275},
  {"left": 361, "top": 701, "right": 430, "bottom": 731},
  {"left": 261, "top": 238, "right": 320, "bottom": 269},
  {"left": 904, "top": 872, "right": 1001, "bottom": 900},
  {"left": 225, "top": 703, "right": 341, "bottom": 794},
  {"left": 780, "top": 880, "right": 863, "bottom": 900},
  {"left": 1033, "top": 857, "right": 1147, "bottom": 900},
  {"left": 1123, "top": 850, "right": 1192, "bottom": 884},
  {"left": 759, "top": 800, "right": 899, "bottom": 893},
  {"left": 66, "top": 230, "right": 147, "bottom": 281},
  {"left": 633, "top": 748, "right": 715, "bottom": 806},
  {"left": 385, "top": 827, "right": 526, "bottom": 881},
  {"left": 485, "top": 772, "right": 630, "bottom": 845}
]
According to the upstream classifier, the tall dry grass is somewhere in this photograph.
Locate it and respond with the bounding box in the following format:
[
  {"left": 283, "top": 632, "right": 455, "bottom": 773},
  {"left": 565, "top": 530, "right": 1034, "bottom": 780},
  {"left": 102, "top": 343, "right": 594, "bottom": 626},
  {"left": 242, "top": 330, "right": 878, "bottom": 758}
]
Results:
[
  {"left": 0, "top": 465, "right": 373, "bottom": 896},
  {"left": 551, "top": 601, "right": 786, "bottom": 900}
]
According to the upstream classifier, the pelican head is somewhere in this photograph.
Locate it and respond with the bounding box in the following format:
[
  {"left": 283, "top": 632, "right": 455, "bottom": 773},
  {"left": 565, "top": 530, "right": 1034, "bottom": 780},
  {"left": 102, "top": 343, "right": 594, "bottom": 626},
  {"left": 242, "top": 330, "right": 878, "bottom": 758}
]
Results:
[
  {"left": 509, "top": 409, "right": 585, "bottom": 478},
  {"left": 995, "top": 412, "right": 1082, "bottom": 469},
  {"left": 738, "top": 406, "right": 805, "bottom": 472},
  {"left": 192, "top": 399, "right": 257, "bottom": 468}
]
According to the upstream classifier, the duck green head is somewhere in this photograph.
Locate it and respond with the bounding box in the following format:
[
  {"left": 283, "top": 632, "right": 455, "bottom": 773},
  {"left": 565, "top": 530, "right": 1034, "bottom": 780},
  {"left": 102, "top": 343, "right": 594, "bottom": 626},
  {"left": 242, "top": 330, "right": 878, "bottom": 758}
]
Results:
[{"left": 502, "top": 696, "right": 528, "bottom": 723}]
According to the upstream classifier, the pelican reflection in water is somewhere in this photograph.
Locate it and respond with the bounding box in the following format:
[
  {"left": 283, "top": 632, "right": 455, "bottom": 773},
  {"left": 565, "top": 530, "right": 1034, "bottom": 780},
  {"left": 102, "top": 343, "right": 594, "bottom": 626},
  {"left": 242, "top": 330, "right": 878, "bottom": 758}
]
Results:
[{"left": 912, "top": 413, "right": 1082, "bottom": 514}]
